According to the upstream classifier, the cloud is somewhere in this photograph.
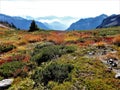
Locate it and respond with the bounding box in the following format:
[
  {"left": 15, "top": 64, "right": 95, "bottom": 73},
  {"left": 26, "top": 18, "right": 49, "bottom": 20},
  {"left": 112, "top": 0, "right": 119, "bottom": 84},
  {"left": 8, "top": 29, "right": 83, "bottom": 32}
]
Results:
[
  {"left": 35, "top": 16, "right": 79, "bottom": 27},
  {"left": 38, "top": 19, "right": 62, "bottom": 23},
  {"left": 0, "top": 0, "right": 119, "bottom": 17}
]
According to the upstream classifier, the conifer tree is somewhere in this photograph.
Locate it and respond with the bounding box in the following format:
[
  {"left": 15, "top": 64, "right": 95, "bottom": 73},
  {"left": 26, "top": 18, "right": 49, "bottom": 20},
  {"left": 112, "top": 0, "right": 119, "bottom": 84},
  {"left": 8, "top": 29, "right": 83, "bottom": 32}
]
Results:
[{"left": 29, "top": 20, "right": 39, "bottom": 32}]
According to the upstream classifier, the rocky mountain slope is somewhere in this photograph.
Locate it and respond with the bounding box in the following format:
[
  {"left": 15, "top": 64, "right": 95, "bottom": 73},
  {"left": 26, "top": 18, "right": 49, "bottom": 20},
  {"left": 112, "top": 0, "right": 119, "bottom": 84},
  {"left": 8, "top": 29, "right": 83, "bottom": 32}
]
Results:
[
  {"left": 0, "top": 14, "right": 49, "bottom": 30},
  {"left": 67, "top": 14, "right": 107, "bottom": 30},
  {"left": 97, "top": 14, "right": 120, "bottom": 28}
]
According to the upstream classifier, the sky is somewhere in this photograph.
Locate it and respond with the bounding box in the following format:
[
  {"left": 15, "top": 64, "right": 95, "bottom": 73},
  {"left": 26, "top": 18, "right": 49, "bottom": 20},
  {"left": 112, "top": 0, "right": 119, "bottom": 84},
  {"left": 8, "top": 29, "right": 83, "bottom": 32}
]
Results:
[{"left": 0, "top": 0, "right": 120, "bottom": 18}]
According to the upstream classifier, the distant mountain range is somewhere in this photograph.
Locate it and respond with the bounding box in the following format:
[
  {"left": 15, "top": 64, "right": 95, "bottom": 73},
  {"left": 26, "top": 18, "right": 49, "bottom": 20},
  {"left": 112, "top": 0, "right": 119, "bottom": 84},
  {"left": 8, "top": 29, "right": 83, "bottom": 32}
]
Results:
[
  {"left": 0, "top": 14, "right": 119, "bottom": 31},
  {"left": 67, "top": 14, "right": 108, "bottom": 30},
  {"left": 97, "top": 14, "right": 120, "bottom": 28},
  {"left": 44, "top": 22, "right": 67, "bottom": 30},
  {"left": 23, "top": 16, "right": 79, "bottom": 30},
  {"left": 0, "top": 14, "right": 49, "bottom": 30},
  {"left": 0, "top": 14, "right": 79, "bottom": 30}
]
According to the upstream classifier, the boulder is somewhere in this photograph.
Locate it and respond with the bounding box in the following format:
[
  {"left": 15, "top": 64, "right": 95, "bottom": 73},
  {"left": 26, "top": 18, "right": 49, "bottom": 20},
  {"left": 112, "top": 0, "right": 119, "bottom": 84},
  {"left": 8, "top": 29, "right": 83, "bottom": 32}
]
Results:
[
  {"left": 107, "top": 59, "right": 113, "bottom": 64},
  {"left": 115, "top": 73, "right": 120, "bottom": 79},
  {"left": 88, "top": 51, "right": 95, "bottom": 56},
  {"left": 0, "top": 78, "right": 14, "bottom": 88},
  {"left": 112, "top": 62, "right": 117, "bottom": 67}
]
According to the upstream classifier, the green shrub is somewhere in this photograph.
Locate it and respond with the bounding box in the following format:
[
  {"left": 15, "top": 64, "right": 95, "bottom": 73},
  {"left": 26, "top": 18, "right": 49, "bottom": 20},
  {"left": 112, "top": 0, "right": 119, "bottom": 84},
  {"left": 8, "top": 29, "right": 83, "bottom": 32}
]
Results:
[
  {"left": 32, "top": 62, "right": 74, "bottom": 85},
  {"left": 8, "top": 78, "right": 35, "bottom": 90},
  {"left": 35, "top": 42, "right": 54, "bottom": 49},
  {"left": 64, "top": 45, "right": 77, "bottom": 53},
  {"left": 96, "top": 27, "right": 120, "bottom": 36},
  {"left": 31, "top": 45, "right": 63, "bottom": 65},
  {"left": 85, "top": 79, "right": 113, "bottom": 90},
  {"left": 0, "top": 61, "right": 25, "bottom": 78},
  {"left": 31, "top": 45, "right": 76, "bottom": 65},
  {"left": 0, "top": 76, "right": 3, "bottom": 81},
  {"left": 0, "top": 43, "right": 15, "bottom": 53}
]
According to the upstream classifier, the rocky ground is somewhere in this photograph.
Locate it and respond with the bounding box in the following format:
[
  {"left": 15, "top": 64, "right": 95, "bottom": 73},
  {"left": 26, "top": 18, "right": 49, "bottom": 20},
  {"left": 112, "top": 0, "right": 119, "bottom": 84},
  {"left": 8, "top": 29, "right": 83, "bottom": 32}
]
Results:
[{"left": 85, "top": 45, "right": 120, "bottom": 78}]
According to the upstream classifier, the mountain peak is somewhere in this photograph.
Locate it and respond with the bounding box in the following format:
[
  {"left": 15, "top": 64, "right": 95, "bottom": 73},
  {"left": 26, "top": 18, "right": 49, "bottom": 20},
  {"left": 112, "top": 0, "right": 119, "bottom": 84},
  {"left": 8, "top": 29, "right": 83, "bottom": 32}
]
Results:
[
  {"left": 67, "top": 14, "right": 108, "bottom": 30},
  {"left": 99, "top": 14, "right": 108, "bottom": 17}
]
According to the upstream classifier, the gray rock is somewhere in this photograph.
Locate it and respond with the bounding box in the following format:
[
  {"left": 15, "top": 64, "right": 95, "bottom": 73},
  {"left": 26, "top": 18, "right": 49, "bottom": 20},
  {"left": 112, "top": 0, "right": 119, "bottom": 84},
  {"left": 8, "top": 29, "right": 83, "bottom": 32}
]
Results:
[
  {"left": 88, "top": 51, "right": 95, "bottom": 56},
  {"left": 0, "top": 78, "right": 14, "bottom": 87},
  {"left": 112, "top": 62, "right": 117, "bottom": 67},
  {"left": 115, "top": 73, "right": 120, "bottom": 79}
]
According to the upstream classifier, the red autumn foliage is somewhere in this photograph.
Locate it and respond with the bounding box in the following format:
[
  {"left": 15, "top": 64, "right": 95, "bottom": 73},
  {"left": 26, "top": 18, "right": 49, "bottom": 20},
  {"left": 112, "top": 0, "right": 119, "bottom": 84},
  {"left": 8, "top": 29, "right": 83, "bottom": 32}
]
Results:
[
  {"left": 0, "top": 54, "right": 30, "bottom": 65},
  {"left": 113, "top": 35, "right": 120, "bottom": 46},
  {"left": 103, "top": 37, "right": 114, "bottom": 43},
  {"left": 0, "top": 60, "right": 5, "bottom": 65},
  {"left": 23, "top": 34, "right": 42, "bottom": 43},
  {"left": 47, "top": 31, "right": 65, "bottom": 44}
]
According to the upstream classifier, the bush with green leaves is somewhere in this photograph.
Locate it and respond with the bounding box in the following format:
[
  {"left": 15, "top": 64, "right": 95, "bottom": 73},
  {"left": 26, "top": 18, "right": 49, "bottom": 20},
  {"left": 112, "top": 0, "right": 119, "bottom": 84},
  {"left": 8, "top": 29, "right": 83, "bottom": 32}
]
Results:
[
  {"left": 32, "top": 62, "right": 74, "bottom": 85},
  {"left": 64, "top": 45, "right": 77, "bottom": 53},
  {"left": 31, "top": 45, "right": 63, "bottom": 65},
  {"left": 0, "top": 61, "right": 25, "bottom": 78},
  {"left": 0, "top": 43, "right": 15, "bottom": 53},
  {"left": 31, "top": 44, "right": 76, "bottom": 65},
  {"left": 8, "top": 78, "right": 35, "bottom": 90},
  {"left": 96, "top": 27, "right": 120, "bottom": 36},
  {"left": 34, "top": 42, "right": 54, "bottom": 49}
]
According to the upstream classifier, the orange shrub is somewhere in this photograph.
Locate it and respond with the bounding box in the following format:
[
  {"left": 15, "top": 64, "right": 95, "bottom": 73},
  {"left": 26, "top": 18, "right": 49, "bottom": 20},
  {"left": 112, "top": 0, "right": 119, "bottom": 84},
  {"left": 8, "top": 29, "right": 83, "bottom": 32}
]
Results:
[
  {"left": 0, "top": 60, "right": 5, "bottom": 65},
  {"left": 0, "top": 31, "right": 4, "bottom": 34},
  {"left": 16, "top": 40, "right": 28, "bottom": 46},
  {"left": 23, "top": 34, "right": 42, "bottom": 43},
  {"left": 47, "top": 32, "right": 65, "bottom": 44},
  {"left": 113, "top": 35, "right": 120, "bottom": 46},
  {"left": 94, "top": 41, "right": 106, "bottom": 48}
]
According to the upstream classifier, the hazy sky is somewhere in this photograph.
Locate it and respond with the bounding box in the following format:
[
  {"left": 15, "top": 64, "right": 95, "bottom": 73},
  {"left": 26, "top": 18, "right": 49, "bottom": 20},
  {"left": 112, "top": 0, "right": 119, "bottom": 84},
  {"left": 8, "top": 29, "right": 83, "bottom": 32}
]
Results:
[{"left": 0, "top": 0, "right": 120, "bottom": 18}]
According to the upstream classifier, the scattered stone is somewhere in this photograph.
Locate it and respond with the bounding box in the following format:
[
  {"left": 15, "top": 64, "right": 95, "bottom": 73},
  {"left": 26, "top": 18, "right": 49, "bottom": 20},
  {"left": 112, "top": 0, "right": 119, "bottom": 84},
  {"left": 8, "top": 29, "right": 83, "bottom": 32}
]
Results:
[
  {"left": 107, "top": 59, "right": 113, "bottom": 64},
  {"left": 88, "top": 51, "right": 95, "bottom": 56},
  {"left": 0, "top": 78, "right": 14, "bottom": 88},
  {"left": 112, "top": 62, "right": 117, "bottom": 67},
  {"left": 73, "top": 57, "right": 77, "bottom": 60},
  {"left": 106, "top": 57, "right": 118, "bottom": 67},
  {"left": 115, "top": 73, "right": 120, "bottom": 79}
]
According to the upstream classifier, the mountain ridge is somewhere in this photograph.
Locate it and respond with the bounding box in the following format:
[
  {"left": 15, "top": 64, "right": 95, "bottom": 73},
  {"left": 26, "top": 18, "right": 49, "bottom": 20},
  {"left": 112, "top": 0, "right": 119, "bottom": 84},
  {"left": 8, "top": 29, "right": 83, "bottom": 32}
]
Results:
[
  {"left": 23, "top": 15, "right": 79, "bottom": 30},
  {"left": 97, "top": 14, "right": 120, "bottom": 28},
  {"left": 0, "top": 14, "right": 49, "bottom": 30},
  {"left": 67, "top": 14, "right": 108, "bottom": 30}
]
